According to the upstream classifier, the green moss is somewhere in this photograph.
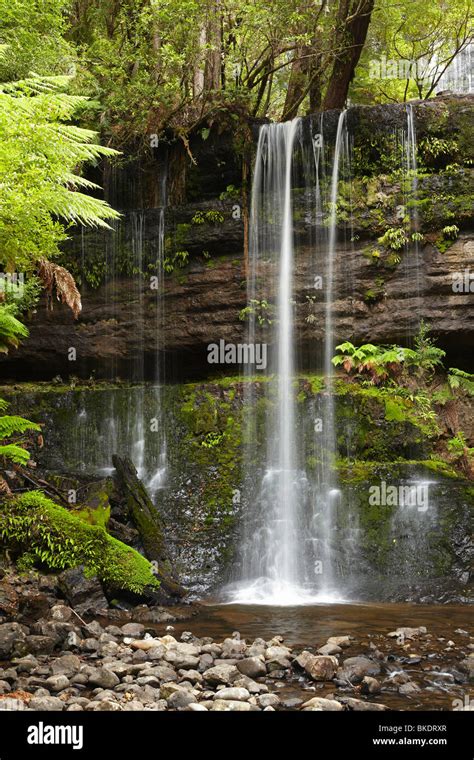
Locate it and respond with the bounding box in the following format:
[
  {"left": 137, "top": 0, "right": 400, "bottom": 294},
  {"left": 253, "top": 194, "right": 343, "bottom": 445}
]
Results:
[{"left": 1, "top": 491, "right": 159, "bottom": 594}]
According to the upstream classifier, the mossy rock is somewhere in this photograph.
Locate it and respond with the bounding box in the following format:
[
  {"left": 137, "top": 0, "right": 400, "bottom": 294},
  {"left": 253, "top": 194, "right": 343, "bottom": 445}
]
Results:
[{"left": 0, "top": 491, "right": 159, "bottom": 595}]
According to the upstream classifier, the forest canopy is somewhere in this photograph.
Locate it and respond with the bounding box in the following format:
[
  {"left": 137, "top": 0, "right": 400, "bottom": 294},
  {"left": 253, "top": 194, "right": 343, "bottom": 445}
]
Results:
[{"left": 0, "top": 0, "right": 471, "bottom": 150}]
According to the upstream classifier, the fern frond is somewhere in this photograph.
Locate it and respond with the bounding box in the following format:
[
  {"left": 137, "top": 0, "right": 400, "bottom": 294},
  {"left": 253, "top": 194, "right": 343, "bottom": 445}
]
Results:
[{"left": 0, "top": 444, "right": 31, "bottom": 465}]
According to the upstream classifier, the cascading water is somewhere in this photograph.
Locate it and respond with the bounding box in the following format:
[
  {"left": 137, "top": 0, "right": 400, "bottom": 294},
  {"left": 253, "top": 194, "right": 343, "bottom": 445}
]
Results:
[
  {"left": 70, "top": 170, "right": 168, "bottom": 497},
  {"left": 227, "top": 113, "right": 353, "bottom": 605},
  {"left": 313, "top": 111, "right": 348, "bottom": 597},
  {"left": 231, "top": 119, "right": 307, "bottom": 604},
  {"left": 402, "top": 104, "right": 423, "bottom": 340}
]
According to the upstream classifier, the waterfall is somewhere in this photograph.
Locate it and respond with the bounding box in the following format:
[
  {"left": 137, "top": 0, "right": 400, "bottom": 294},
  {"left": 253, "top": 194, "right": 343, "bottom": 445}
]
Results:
[
  {"left": 229, "top": 120, "right": 306, "bottom": 604},
  {"left": 69, "top": 169, "right": 168, "bottom": 497},
  {"left": 316, "top": 111, "right": 347, "bottom": 596},
  {"left": 403, "top": 104, "right": 423, "bottom": 340}
]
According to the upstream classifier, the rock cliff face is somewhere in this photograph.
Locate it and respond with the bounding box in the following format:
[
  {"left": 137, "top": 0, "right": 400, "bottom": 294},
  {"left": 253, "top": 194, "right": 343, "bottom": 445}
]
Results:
[{"left": 1, "top": 96, "right": 473, "bottom": 380}]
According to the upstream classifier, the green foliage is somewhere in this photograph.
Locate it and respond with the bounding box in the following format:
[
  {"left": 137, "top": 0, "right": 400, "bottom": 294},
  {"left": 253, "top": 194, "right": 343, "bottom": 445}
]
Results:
[
  {"left": 0, "top": 305, "right": 28, "bottom": 353},
  {"left": 0, "top": 491, "right": 159, "bottom": 594},
  {"left": 219, "top": 185, "right": 241, "bottom": 201},
  {"left": 405, "top": 320, "right": 446, "bottom": 377},
  {"left": 239, "top": 299, "right": 275, "bottom": 327},
  {"left": 201, "top": 431, "right": 224, "bottom": 448},
  {"left": 333, "top": 323, "right": 445, "bottom": 384},
  {"left": 448, "top": 368, "right": 474, "bottom": 395},
  {"left": 0, "top": 69, "right": 120, "bottom": 273},
  {"left": 447, "top": 432, "right": 474, "bottom": 461},
  {"left": 191, "top": 210, "right": 225, "bottom": 225},
  {"left": 442, "top": 224, "right": 459, "bottom": 240},
  {"left": 352, "top": 0, "right": 472, "bottom": 104},
  {"left": 378, "top": 227, "right": 409, "bottom": 250},
  {"left": 0, "top": 400, "right": 40, "bottom": 469},
  {"left": 163, "top": 250, "right": 189, "bottom": 274}
]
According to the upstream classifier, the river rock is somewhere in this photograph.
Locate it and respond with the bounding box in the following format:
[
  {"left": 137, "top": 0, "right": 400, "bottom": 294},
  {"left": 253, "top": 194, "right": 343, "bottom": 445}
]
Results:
[
  {"left": 89, "top": 700, "right": 121, "bottom": 711},
  {"left": 24, "top": 635, "right": 57, "bottom": 655},
  {"left": 360, "top": 676, "right": 382, "bottom": 694},
  {"left": 237, "top": 657, "right": 267, "bottom": 679},
  {"left": 340, "top": 697, "right": 387, "bottom": 711},
  {"left": 0, "top": 583, "right": 19, "bottom": 620},
  {"left": 167, "top": 690, "right": 196, "bottom": 709},
  {"left": 399, "top": 681, "right": 421, "bottom": 695},
  {"left": 301, "top": 697, "right": 343, "bottom": 711},
  {"left": 234, "top": 676, "right": 268, "bottom": 694},
  {"left": 88, "top": 667, "right": 120, "bottom": 689},
  {"left": 45, "top": 674, "right": 70, "bottom": 692},
  {"left": 121, "top": 623, "right": 145, "bottom": 637},
  {"left": 294, "top": 652, "right": 338, "bottom": 681},
  {"left": 327, "top": 636, "right": 352, "bottom": 648},
  {"left": 58, "top": 566, "right": 108, "bottom": 616},
  {"left": 318, "top": 643, "right": 342, "bottom": 656},
  {"left": 129, "top": 638, "right": 163, "bottom": 652},
  {"left": 203, "top": 663, "right": 240, "bottom": 686},
  {"left": 51, "top": 654, "right": 81, "bottom": 677},
  {"left": 214, "top": 687, "right": 250, "bottom": 701},
  {"left": 212, "top": 699, "right": 253, "bottom": 711},
  {"left": 29, "top": 695, "right": 65, "bottom": 711},
  {"left": 164, "top": 650, "right": 200, "bottom": 669},
  {"left": 0, "top": 623, "right": 28, "bottom": 657},
  {"left": 50, "top": 605, "right": 73, "bottom": 623},
  {"left": 256, "top": 693, "right": 280, "bottom": 708},
  {"left": 186, "top": 703, "right": 208, "bottom": 711},
  {"left": 387, "top": 627, "right": 427, "bottom": 640},
  {"left": 459, "top": 657, "right": 474, "bottom": 680},
  {"left": 337, "top": 656, "right": 381, "bottom": 683},
  {"left": 265, "top": 645, "right": 292, "bottom": 660}
]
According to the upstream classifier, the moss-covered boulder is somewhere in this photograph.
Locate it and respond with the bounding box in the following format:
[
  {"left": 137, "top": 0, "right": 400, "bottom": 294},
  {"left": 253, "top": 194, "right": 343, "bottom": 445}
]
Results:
[{"left": 0, "top": 491, "right": 159, "bottom": 597}]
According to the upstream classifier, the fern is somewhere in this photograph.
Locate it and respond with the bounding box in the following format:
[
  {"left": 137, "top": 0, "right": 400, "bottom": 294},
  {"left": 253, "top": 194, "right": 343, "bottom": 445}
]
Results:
[
  {"left": 448, "top": 368, "right": 474, "bottom": 396},
  {"left": 0, "top": 306, "right": 29, "bottom": 353},
  {"left": 0, "top": 444, "right": 31, "bottom": 466},
  {"left": 0, "top": 415, "right": 41, "bottom": 437}
]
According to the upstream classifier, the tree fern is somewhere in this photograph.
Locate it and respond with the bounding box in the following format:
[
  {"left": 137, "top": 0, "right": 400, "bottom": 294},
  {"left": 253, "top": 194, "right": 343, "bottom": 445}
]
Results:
[
  {"left": 0, "top": 444, "right": 31, "bottom": 466},
  {"left": 448, "top": 368, "right": 474, "bottom": 396},
  {"left": 0, "top": 415, "right": 41, "bottom": 437},
  {"left": 0, "top": 305, "right": 29, "bottom": 353},
  {"left": 0, "top": 72, "right": 121, "bottom": 272}
]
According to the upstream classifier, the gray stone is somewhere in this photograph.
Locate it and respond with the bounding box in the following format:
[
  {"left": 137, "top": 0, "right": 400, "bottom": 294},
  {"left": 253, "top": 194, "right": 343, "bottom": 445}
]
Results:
[
  {"left": 51, "top": 654, "right": 81, "bottom": 677},
  {"left": 318, "top": 643, "right": 342, "bottom": 656},
  {"left": 214, "top": 687, "right": 250, "bottom": 701},
  {"left": 338, "top": 656, "right": 381, "bottom": 684},
  {"left": 301, "top": 697, "right": 343, "bottom": 711},
  {"left": 121, "top": 623, "right": 145, "bottom": 637},
  {"left": 294, "top": 652, "right": 338, "bottom": 681},
  {"left": 361, "top": 676, "right": 382, "bottom": 694},
  {"left": 256, "top": 693, "right": 280, "bottom": 708},
  {"left": 45, "top": 674, "right": 70, "bottom": 692},
  {"left": 0, "top": 623, "right": 27, "bottom": 658},
  {"left": 167, "top": 690, "right": 196, "bottom": 709},
  {"left": 203, "top": 663, "right": 240, "bottom": 686},
  {"left": 212, "top": 699, "right": 252, "bottom": 711},
  {"left": 29, "top": 696, "right": 65, "bottom": 711},
  {"left": 340, "top": 697, "right": 387, "bottom": 711},
  {"left": 88, "top": 668, "right": 120, "bottom": 689},
  {"left": 237, "top": 657, "right": 267, "bottom": 679}
]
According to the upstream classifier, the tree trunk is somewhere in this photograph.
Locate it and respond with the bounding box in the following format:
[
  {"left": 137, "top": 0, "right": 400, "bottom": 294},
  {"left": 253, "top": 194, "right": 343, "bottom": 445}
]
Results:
[
  {"left": 282, "top": 46, "right": 310, "bottom": 121},
  {"left": 322, "top": 0, "right": 374, "bottom": 110},
  {"left": 112, "top": 455, "right": 186, "bottom": 599},
  {"left": 203, "top": 1, "right": 223, "bottom": 93}
]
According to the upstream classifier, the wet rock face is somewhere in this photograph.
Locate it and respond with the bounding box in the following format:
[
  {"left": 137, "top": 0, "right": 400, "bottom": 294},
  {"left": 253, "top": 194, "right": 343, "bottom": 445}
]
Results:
[
  {"left": 2, "top": 234, "right": 472, "bottom": 381},
  {"left": 1, "top": 96, "right": 472, "bottom": 381}
]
